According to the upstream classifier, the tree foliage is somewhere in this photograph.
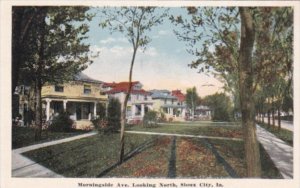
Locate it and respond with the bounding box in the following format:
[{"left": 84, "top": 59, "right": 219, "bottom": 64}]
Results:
[
  {"left": 18, "top": 7, "right": 93, "bottom": 86},
  {"left": 203, "top": 93, "right": 233, "bottom": 121}
]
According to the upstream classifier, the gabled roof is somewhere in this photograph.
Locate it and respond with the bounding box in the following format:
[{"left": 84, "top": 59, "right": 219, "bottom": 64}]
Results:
[
  {"left": 171, "top": 90, "right": 186, "bottom": 102},
  {"left": 104, "top": 81, "right": 148, "bottom": 95},
  {"left": 74, "top": 72, "right": 103, "bottom": 84}
]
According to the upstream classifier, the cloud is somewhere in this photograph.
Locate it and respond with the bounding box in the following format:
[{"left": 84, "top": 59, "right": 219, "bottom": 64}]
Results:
[
  {"left": 99, "top": 37, "right": 128, "bottom": 44},
  {"left": 158, "top": 30, "right": 170, "bottom": 36}
]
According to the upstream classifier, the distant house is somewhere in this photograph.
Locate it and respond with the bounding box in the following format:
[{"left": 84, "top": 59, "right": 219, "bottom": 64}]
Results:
[
  {"left": 194, "top": 105, "right": 212, "bottom": 120},
  {"left": 149, "top": 89, "right": 186, "bottom": 121},
  {"left": 102, "top": 81, "right": 153, "bottom": 123},
  {"left": 41, "top": 72, "right": 108, "bottom": 129}
]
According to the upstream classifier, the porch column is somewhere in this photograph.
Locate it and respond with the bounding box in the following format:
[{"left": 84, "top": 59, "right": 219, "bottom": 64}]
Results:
[
  {"left": 94, "top": 102, "right": 97, "bottom": 118},
  {"left": 132, "top": 105, "right": 136, "bottom": 117},
  {"left": 46, "top": 99, "right": 51, "bottom": 121},
  {"left": 141, "top": 104, "right": 145, "bottom": 117},
  {"left": 63, "top": 100, "right": 68, "bottom": 112},
  {"left": 182, "top": 109, "right": 186, "bottom": 117}
]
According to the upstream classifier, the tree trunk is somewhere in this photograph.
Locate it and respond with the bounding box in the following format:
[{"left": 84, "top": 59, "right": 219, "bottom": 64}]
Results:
[
  {"left": 119, "top": 45, "right": 138, "bottom": 163},
  {"left": 278, "top": 107, "right": 281, "bottom": 131},
  {"left": 34, "top": 10, "right": 46, "bottom": 141},
  {"left": 34, "top": 79, "right": 42, "bottom": 141},
  {"left": 267, "top": 110, "right": 271, "bottom": 128},
  {"left": 271, "top": 98, "right": 275, "bottom": 128},
  {"left": 238, "top": 7, "right": 261, "bottom": 177},
  {"left": 12, "top": 8, "right": 37, "bottom": 94}
]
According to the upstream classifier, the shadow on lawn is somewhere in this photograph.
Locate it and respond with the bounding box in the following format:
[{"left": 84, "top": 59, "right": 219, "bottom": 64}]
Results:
[{"left": 96, "top": 137, "right": 159, "bottom": 177}]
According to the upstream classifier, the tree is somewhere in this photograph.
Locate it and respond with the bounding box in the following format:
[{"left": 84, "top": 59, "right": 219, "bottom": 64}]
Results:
[
  {"left": 12, "top": 7, "right": 39, "bottom": 95},
  {"left": 171, "top": 7, "right": 292, "bottom": 177},
  {"left": 107, "top": 98, "right": 121, "bottom": 132},
  {"left": 15, "top": 7, "right": 93, "bottom": 140},
  {"left": 203, "top": 93, "right": 233, "bottom": 121},
  {"left": 238, "top": 7, "right": 261, "bottom": 176},
  {"left": 185, "top": 87, "right": 199, "bottom": 120},
  {"left": 99, "top": 7, "right": 168, "bottom": 162}
]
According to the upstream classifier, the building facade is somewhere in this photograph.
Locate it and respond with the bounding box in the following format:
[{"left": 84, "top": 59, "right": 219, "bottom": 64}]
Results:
[
  {"left": 102, "top": 81, "right": 154, "bottom": 123},
  {"left": 41, "top": 73, "right": 108, "bottom": 129},
  {"left": 149, "top": 89, "right": 186, "bottom": 121}
]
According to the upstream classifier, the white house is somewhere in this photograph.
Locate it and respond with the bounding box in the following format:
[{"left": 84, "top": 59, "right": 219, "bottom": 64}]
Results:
[
  {"left": 149, "top": 89, "right": 186, "bottom": 121},
  {"left": 102, "top": 81, "right": 154, "bottom": 123}
]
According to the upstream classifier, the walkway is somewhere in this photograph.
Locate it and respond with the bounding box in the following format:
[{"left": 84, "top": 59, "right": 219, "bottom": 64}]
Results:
[
  {"left": 256, "top": 125, "right": 293, "bottom": 179},
  {"left": 125, "top": 130, "right": 243, "bottom": 141},
  {"left": 12, "top": 131, "right": 97, "bottom": 177}
]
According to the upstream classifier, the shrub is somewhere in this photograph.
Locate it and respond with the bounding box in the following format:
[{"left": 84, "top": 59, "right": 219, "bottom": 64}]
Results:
[
  {"left": 107, "top": 98, "right": 121, "bottom": 131},
  {"left": 92, "top": 117, "right": 110, "bottom": 134},
  {"left": 143, "top": 110, "right": 158, "bottom": 128},
  {"left": 48, "top": 112, "right": 74, "bottom": 132},
  {"left": 92, "top": 98, "right": 121, "bottom": 134}
]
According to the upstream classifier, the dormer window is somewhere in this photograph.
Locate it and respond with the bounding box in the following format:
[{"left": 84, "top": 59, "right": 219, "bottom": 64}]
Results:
[
  {"left": 84, "top": 85, "right": 91, "bottom": 94},
  {"left": 55, "top": 85, "right": 64, "bottom": 92}
]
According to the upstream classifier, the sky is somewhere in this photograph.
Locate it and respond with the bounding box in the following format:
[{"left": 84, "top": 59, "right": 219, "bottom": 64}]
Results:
[{"left": 82, "top": 7, "right": 224, "bottom": 97}]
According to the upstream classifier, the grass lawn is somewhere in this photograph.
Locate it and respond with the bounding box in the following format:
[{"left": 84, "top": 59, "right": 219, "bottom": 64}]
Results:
[
  {"left": 23, "top": 133, "right": 157, "bottom": 177},
  {"left": 23, "top": 132, "right": 282, "bottom": 178},
  {"left": 257, "top": 123, "right": 293, "bottom": 146},
  {"left": 126, "top": 122, "right": 243, "bottom": 139},
  {"left": 12, "top": 126, "right": 90, "bottom": 149}
]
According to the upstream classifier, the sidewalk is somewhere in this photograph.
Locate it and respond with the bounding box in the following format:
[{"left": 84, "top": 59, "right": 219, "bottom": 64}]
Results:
[
  {"left": 125, "top": 130, "right": 243, "bottom": 141},
  {"left": 256, "top": 125, "right": 293, "bottom": 179},
  {"left": 12, "top": 131, "right": 97, "bottom": 177}
]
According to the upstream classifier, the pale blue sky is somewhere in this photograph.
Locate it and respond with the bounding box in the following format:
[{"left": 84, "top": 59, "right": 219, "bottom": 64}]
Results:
[{"left": 83, "top": 7, "right": 223, "bottom": 97}]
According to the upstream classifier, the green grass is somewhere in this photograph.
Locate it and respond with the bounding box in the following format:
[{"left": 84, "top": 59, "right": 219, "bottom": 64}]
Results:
[
  {"left": 126, "top": 122, "right": 243, "bottom": 138},
  {"left": 23, "top": 133, "right": 157, "bottom": 177},
  {"left": 12, "top": 126, "right": 90, "bottom": 149},
  {"left": 258, "top": 122, "right": 293, "bottom": 146}
]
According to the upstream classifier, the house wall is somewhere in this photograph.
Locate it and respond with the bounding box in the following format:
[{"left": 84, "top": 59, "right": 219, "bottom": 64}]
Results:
[{"left": 42, "top": 81, "right": 106, "bottom": 100}]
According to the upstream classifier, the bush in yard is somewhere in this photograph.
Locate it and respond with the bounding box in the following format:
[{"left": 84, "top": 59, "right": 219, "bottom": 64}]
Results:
[
  {"left": 92, "top": 98, "right": 121, "bottom": 134},
  {"left": 107, "top": 98, "right": 121, "bottom": 132},
  {"left": 143, "top": 110, "right": 158, "bottom": 128},
  {"left": 92, "top": 117, "right": 109, "bottom": 134},
  {"left": 48, "top": 112, "right": 74, "bottom": 132}
]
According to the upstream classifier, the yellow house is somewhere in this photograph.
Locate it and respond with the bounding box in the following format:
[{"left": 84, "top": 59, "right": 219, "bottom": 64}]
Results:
[{"left": 41, "top": 73, "right": 108, "bottom": 129}]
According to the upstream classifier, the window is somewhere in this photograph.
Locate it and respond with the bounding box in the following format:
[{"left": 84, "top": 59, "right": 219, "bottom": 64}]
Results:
[
  {"left": 55, "top": 85, "right": 64, "bottom": 92},
  {"left": 144, "top": 95, "right": 147, "bottom": 100},
  {"left": 84, "top": 85, "right": 91, "bottom": 94}
]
